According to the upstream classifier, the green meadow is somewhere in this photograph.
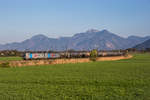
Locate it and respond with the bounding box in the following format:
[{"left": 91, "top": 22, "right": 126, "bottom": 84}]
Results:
[
  {"left": 0, "top": 53, "right": 150, "bottom": 100},
  {"left": 0, "top": 56, "right": 22, "bottom": 61}
]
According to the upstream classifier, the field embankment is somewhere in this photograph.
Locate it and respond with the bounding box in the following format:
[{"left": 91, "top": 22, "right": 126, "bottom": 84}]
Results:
[{"left": 1, "top": 55, "right": 133, "bottom": 67}]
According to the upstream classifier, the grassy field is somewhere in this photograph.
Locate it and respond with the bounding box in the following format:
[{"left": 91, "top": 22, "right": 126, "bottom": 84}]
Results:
[
  {"left": 0, "top": 56, "right": 23, "bottom": 61},
  {"left": 0, "top": 54, "right": 150, "bottom": 100}
]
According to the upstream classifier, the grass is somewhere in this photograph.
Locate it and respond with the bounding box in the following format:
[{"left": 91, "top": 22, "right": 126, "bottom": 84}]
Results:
[
  {"left": 0, "top": 56, "right": 23, "bottom": 61},
  {"left": 0, "top": 53, "right": 150, "bottom": 100}
]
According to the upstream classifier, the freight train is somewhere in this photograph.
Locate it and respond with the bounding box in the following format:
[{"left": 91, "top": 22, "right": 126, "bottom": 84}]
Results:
[
  {"left": 23, "top": 52, "right": 60, "bottom": 60},
  {"left": 23, "top": 51, "right": 126, "bottom": 60}
]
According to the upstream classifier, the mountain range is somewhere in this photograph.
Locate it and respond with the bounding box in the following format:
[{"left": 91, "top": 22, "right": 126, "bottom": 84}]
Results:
[
  {"left": 0, "top": 29, "right": 150, "bottom": 51},
  {"left": 134, "top": 39, "right": 150, "bottom": 50}
]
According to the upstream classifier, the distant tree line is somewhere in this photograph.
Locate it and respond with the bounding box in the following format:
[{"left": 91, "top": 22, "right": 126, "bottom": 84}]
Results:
[
  {"left": 0, "top": 48, "right": 149, "bottom": 57},
  {"left": 126, "top": 48, "right": 150, "bottom": 53},
  {"left": 0, "top": 50, "right": 22, "bottom": 57}
]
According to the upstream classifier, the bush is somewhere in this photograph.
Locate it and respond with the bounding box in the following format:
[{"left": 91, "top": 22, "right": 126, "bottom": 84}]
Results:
[
  {"left": 0, "top": 62, "right": 10, "bottom": 68},
  {"left": 124, "top": 50, "right": 129, "bottom": 57},
  {"left": 90, "top": 49, "right": 98, "bottom": 61}
]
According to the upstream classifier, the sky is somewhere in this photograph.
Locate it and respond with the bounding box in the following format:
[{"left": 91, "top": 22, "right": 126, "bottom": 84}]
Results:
[{"left": 0, "top": 0, "right": 150, "bottom": 44}]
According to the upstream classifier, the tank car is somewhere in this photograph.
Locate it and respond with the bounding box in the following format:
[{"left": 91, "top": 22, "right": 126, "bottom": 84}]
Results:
[{"left": 98, "top": 51, "right": 124, "bottom": 57}]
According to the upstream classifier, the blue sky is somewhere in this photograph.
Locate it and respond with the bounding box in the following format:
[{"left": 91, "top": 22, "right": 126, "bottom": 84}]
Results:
[{"left": 0, "top": 0, "right": 150, "bottom": 44}]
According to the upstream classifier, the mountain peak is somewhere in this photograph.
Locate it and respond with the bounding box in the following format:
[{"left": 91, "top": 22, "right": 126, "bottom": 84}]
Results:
[
  {"left": 31, "top": 34, "right": 48, "bottom": 39},
  {"left": 86, "top": 29, "right": 99, "bottom": 33},
  {"left": 128, "top": 35, "right": 141, "bottom": 38},
  {"left": 100, "top": 29, "right": 109, "bottom": 33}
]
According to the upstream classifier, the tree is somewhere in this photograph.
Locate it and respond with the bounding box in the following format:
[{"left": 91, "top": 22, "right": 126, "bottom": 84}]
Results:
[{"left": 90, "top": 49, "right": 98, "bottom": 61}]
